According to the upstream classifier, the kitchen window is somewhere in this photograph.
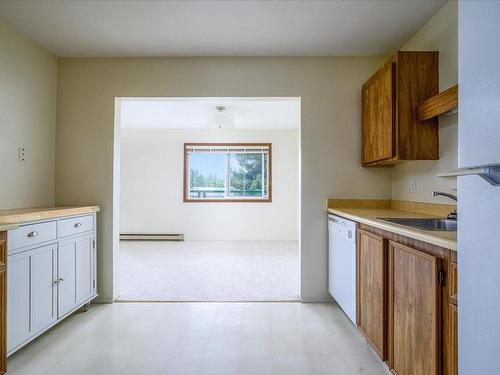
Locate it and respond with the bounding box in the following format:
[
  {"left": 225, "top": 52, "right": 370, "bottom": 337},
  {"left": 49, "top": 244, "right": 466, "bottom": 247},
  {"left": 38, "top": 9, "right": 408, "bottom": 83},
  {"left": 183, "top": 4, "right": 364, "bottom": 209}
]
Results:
[{"left": 184, "top": 143, "right": 272, "bottom": 202}]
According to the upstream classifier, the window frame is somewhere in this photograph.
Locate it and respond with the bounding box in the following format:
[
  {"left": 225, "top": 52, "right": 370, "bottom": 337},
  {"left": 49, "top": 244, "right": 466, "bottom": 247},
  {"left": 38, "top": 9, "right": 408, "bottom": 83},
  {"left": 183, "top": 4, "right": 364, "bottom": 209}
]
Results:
[{"left": 183, "top": 143, "right": 272, "bottom": 203}]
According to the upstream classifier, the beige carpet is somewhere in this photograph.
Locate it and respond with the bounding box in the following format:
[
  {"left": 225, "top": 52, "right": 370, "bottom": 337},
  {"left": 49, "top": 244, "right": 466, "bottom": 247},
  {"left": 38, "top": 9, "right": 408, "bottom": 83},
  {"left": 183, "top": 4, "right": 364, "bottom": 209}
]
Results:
[{"left": 118, "top": 240, "right": 299, "bottom": 302}]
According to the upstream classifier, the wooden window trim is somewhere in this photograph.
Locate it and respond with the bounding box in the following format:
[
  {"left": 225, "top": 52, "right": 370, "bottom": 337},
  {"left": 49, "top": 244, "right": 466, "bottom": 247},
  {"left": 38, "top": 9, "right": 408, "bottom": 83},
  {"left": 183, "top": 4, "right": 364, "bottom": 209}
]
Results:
[{"left": 183, "top": 143, "right": 272, "bottom": 203}]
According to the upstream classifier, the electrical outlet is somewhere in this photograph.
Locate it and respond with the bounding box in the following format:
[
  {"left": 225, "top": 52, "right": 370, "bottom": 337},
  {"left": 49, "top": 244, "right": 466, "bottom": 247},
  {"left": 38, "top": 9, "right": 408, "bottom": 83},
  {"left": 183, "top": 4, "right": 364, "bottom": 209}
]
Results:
[
  {"left": 410, "top": 177, "right": 417, "bottom": 193},
  {"left": 18, "top": 147, "right": 26, "bottom": 161}
]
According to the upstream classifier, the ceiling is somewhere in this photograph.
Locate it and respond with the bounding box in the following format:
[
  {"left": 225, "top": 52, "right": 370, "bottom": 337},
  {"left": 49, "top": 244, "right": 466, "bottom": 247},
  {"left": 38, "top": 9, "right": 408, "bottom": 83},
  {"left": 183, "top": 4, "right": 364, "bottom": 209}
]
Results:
[
  {"left": 0, "top": 0, "right": 446, "bottom": 57},
  {"left": 119, "top": 98, "right": 301, "bottom": 130}
]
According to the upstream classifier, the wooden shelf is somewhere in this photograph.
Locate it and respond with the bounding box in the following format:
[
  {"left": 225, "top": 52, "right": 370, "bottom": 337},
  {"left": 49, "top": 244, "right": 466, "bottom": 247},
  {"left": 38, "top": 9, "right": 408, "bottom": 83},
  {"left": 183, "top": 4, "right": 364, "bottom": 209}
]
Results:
[
  {"left": 437, "top": 168, "right": 484, "bottom": 178},
  {"left": 417, "top": 84, "right": 458, "bottom": 121}
]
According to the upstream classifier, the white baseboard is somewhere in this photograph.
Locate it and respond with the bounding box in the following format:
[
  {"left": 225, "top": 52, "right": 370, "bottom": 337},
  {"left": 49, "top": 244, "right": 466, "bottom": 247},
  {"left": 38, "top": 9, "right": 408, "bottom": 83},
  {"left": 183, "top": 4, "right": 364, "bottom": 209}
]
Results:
[
  {"left": 92, "top": 297, "right": 114, "bottom": 304},
  {"left": 300, "top": 295, "right": 334, "bottom": 303}
]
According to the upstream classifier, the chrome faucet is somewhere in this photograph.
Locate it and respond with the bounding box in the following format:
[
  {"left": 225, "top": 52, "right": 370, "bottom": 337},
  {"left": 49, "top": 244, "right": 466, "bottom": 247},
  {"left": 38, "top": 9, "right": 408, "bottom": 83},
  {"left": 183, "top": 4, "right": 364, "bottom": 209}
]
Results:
[
  {"left": 432, "top": 191, "right": 457, "bottom": 201},
  {"left": 432, "top": 191, "right": 457, "bottom": 220}
]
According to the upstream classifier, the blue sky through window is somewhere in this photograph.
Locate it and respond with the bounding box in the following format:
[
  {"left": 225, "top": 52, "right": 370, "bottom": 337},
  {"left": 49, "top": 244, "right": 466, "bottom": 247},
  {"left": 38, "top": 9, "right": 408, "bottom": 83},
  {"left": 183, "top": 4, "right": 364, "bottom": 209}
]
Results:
[{"left": 189, "top": 153, "right": 225, "bottom": 178}]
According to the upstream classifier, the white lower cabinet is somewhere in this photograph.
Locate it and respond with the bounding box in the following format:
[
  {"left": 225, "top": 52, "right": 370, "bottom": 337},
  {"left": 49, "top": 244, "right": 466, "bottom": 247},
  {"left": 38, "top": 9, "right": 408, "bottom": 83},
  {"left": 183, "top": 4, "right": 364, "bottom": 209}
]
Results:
[
  {"left": 58, "top": 234, "right": 93, "bottom": 318},
  {"left": 57, "top": 241, "right": 77, "bottom": 317},
  {"left": 7, "top": 253, "right": 30, "bottom": 351},
  {"left": 7, "top": 214, "right": 97, "bottom": 355},
  {"left": 75, "top": 235, "right": 94, "bottom": 305},
  {"left": 30, "top": 244, "right": 58, "bottom": 333}
]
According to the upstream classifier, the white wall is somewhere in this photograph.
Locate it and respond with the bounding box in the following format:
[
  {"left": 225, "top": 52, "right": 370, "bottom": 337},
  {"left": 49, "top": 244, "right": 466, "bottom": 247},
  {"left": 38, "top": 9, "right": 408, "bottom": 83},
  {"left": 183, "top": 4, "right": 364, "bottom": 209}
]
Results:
[
  {"left": 56, "top": 57, "right": 393, "bottom": 301},
  {"left": 120, "top": 129, "right": 299, "bottom": 241},
  {"left": 0, "top": 18, "right": 57, "bottom": 209},
  {"left": 392, "top": 0, "right": 458, "bottom": 204}
]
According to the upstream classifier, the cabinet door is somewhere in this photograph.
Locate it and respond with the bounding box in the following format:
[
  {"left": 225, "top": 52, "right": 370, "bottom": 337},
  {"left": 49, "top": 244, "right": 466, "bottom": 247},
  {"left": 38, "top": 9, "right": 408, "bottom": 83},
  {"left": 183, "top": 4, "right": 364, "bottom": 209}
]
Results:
[
  {"left": 357, "top": 230, "right": 387, "bottom": 359},
  {"left": 57, "top": 241, "right": 77, "bottom": 318},
  {"left": 75, "top": 236, "right": 93, "bottom": 304},
  {"left": 0, "top": 236, "right": 7, "bottom": 375},
  {"left": 449, "top": 302, "right": 458, "bottom": 375},
  {"left": 7, "top": 252, "right": 31, "bottom": 352},
  {"left": 362, "top": 62, "right": 394, "bottom": 164},
  {"left": 389, "top": 241, "right": 441, "bottom": 375},
  {"left": 30, "top": 245, "right": 57, "bottom": 333}
]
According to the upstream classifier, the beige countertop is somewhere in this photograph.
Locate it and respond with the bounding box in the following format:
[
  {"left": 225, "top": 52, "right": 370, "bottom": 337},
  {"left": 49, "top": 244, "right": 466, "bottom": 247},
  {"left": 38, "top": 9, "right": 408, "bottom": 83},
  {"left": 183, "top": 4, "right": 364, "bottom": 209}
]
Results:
[
  {"left": 327, "top": 207, "right": 457, "bottom": 251},
  {"left": 0, "top": 206, "right": 100, "bottom": 230}
]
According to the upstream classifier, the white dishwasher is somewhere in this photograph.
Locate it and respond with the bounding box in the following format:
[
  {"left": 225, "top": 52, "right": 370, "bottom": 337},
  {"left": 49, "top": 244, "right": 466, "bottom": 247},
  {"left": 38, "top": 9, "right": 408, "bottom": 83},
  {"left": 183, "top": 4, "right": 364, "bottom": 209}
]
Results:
[{"left": 328, "top": 214, "right": 357, "bottom": 324}]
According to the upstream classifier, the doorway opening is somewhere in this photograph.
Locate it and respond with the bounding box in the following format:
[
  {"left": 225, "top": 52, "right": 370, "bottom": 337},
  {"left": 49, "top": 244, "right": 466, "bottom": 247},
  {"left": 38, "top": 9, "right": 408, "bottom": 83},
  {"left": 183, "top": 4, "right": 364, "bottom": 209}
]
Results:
[{"left": 113, "top": 97, "right": 301, "bottom": 301}]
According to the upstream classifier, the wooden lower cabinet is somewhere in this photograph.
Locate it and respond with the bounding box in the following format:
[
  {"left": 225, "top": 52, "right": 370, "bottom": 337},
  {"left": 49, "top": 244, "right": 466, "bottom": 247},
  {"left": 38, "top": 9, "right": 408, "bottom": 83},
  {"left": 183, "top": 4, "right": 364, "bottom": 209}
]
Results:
[
  {"left": 0, "top": 232, "right": 6, "bottom": 375},
  {"left": 357, "top": 229, "right": 387, "bottom": 359},
  {"left": 356, "top": 224, "right": 457, "bottom": 375},
  {"left": 448, "top": 302, "right": 458, "bottom": 375},
  {"left": 388, "top": 241, "right": 441, "bottom": 375}
]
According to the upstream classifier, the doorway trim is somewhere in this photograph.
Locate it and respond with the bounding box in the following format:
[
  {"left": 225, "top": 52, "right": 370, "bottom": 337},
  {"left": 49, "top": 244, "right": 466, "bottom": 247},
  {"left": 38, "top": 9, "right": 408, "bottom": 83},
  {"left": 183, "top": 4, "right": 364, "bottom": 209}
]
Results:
[{"left": 112, "top": 96, "right": 302, "bottom": 301}]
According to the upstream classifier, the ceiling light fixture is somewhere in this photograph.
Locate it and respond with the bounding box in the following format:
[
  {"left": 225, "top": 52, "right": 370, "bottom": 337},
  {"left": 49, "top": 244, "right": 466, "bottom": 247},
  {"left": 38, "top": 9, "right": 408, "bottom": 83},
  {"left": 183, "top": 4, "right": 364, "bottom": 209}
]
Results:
[{"left": 207, "top": 105, "right": 235, "bottom": 129}]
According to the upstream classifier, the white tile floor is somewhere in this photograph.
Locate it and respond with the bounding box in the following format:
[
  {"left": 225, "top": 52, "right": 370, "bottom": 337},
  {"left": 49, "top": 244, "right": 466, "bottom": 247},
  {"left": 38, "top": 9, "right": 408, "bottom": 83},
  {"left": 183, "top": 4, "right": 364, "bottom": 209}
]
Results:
[{"left": 7, "top": 302, "right": 390, "bottom": 375}]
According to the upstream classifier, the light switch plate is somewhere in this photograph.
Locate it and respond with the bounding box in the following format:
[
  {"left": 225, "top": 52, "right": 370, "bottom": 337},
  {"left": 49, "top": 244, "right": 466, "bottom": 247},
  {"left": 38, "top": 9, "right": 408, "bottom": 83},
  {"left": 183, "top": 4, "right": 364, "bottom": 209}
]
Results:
[{"left": 410, "top": 177, "right": 417, "bottom": 193}]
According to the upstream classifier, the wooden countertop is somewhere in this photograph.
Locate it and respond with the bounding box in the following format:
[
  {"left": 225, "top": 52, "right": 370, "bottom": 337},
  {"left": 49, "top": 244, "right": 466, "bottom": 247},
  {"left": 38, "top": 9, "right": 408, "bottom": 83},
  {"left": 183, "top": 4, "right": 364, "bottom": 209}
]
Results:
[
  {"left": 0, "top": 223, "right": 18, "bottom": 232},
  {"left": 327, "top": 207, "right": 457, "bottom": 251},
  {"left": 0, "top": 206, "right": 100, "bottom": 229}
]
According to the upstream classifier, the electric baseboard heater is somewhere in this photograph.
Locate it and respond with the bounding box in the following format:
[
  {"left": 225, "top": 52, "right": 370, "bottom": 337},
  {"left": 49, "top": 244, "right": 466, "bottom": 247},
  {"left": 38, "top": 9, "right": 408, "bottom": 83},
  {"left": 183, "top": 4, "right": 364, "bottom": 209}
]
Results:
[{"left": 120, "top": 233, "right": 184, "bottom": 241}]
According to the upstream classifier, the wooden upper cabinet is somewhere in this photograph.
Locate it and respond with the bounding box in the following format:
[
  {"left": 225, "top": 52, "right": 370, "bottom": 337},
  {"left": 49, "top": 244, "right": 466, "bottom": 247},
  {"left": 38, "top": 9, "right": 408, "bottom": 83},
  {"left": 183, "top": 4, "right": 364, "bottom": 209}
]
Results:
[
  {"left": 357, "top": 230, "right": 387, "bottom": 359},
  {"left": 389, "top": 241, "right": 441, "bottom": 375},
  {"left": 362, "top": 51, "right": 439, "bottom": 166},
  {"left": 362, "top": 61, "right": 394, "bottom": 163}
]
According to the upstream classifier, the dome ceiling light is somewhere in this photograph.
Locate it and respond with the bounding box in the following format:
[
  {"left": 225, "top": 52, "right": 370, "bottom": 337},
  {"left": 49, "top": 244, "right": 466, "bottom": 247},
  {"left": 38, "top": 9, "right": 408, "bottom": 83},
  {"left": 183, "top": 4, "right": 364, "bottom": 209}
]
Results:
[{"left": 207, "top": 105, "right": 235, "bottom": 129}]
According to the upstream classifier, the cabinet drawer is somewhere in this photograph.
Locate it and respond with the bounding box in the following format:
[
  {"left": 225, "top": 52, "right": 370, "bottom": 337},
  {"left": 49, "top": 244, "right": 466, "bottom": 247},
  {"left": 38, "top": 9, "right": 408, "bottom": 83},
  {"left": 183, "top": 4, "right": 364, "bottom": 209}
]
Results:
[
  {"left": 58, "top": 215, "right": 94, "bottom": 238},
  {"left": 8, "top": 221, "right": 57, "bottom": 253}
]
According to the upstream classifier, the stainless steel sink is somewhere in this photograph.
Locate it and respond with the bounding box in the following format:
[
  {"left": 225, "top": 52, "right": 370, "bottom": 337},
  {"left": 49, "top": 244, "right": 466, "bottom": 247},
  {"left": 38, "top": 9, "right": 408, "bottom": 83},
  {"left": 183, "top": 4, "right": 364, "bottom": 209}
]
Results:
[{"left": 377, "top": 218, "right": 457, "bottom": 231}]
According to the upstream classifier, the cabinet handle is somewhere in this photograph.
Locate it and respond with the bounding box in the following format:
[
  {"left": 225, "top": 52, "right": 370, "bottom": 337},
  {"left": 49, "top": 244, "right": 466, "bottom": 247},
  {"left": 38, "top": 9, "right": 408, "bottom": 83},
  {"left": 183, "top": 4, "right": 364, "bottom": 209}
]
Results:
[
  {"left": 27, "top": 231, "right": 38, "bottom": 238},
  {"left": 74, "top": 223, "right": 82, "bottom": 228},
  {"left": 58, "top": 278, "right": 64, "bottom": 283},
  {"left": 53, "top": 280, "right": 59, "bottom": 285}
]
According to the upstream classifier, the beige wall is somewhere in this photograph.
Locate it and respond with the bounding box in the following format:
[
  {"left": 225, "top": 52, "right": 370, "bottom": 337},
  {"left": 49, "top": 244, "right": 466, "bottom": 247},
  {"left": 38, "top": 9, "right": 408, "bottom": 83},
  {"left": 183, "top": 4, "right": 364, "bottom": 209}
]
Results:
[
  {"left": 0, "top": 18, "right": 57, "bottom": 209},
  {"left": 3, "top": 1, "right": 456, "bottom": 301},
  {"left": 120, "top": 129, "right": 299, "bottom": 241},
  {"left": 56, "top": 57, "right": 392, "bottom": 301},
  {"left": 392, "top": 0, "right": 458, "bottom": 204}
]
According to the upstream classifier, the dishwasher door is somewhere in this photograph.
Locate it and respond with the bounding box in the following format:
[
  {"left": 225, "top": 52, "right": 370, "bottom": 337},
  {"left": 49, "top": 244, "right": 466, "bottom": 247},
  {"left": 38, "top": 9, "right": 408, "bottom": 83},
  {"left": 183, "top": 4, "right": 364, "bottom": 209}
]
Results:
[{"left": 328, "top": 214, "right": 357, "bottom": 324}]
